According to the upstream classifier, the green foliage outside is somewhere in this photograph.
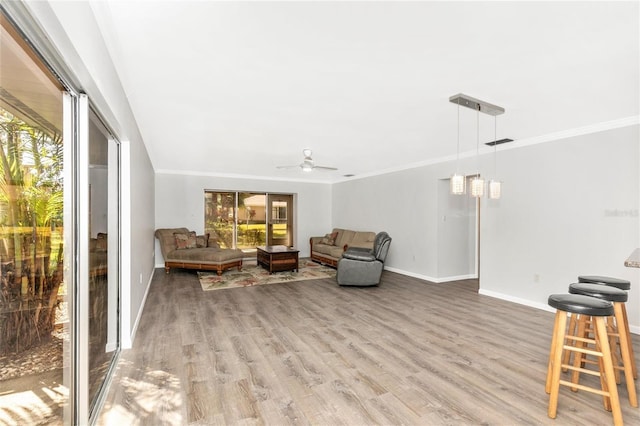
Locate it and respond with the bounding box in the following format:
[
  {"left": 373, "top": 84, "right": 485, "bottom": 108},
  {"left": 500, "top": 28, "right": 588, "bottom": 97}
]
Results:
[
  {"left": 204, "top": 191, "right": 287, "bottom": 249},
  {"left": 0, "top": 108, "right": 64, "bottom": 355}
]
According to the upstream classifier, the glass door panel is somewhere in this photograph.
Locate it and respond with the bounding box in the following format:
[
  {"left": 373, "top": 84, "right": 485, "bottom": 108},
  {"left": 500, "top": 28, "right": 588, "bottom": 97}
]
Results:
[
  {"left": 237, "top": 193, "right": 266, "bottom": 251},
  {"left": 204, "top": 192, "right": 237, "bottom": 249},
  {"left": 87, "top": 108, "right": 119, "bottom": 419},
  {"left": 0, "top": 12, "right": 70, "bottom": 425},
  {"left": 267, "top": 194, "right": 293, "bottom": 247}
]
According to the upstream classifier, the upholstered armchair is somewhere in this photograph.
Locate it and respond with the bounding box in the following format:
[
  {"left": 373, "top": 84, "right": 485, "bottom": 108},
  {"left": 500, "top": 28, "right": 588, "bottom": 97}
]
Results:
[{"left": 336, "top": 232, "right": 392, "bottom": 286}]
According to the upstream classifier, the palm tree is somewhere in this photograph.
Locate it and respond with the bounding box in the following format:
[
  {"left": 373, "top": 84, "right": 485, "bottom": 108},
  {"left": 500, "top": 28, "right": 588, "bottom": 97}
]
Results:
[{"left": 0, "top": 109, "right": 64, "bottom": 355}]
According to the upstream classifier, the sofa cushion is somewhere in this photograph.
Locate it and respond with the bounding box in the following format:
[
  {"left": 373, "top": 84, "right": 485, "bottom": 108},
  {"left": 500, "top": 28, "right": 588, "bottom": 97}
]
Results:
[
  {"left": 313, "top": 243, "right": 346, "bottom": 259},
  {"left": 174, "top": 231, "right": 197, "bottom": 249},
  {"left": 166, "top": 247, "right": 244, "bottom": 263},
  {"left": 334, "top": 229, "right": 354, "bottom": 248},
  {"left": 349, "top": 231, "right": 376, "bottom": 249}
]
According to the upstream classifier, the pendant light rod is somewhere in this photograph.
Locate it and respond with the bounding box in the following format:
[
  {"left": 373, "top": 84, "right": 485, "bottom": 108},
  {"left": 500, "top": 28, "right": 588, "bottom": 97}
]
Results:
[
  {"left": 455, "top": 98, "right": 460, "bottom": 170},
  {"left": 449, "top": 93, "right": 505, "bottom": 116},
  {"left": 493, "top": 116, "right": 498, "bottom": 175}
]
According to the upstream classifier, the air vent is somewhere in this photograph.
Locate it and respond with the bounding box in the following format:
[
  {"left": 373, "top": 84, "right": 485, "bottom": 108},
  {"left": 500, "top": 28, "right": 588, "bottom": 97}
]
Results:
[{"left": 485, "top": 138, "right": 514, "bottom": 147}]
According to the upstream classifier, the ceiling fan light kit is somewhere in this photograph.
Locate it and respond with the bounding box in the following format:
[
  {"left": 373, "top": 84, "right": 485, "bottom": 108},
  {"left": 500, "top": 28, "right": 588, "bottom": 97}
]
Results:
[{"left": 449, "top": 93, "right": 505, "bottom": 199}]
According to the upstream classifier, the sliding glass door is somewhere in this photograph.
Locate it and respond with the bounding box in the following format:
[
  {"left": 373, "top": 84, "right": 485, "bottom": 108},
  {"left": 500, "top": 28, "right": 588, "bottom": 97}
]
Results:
[
  {"left": 0, "top": 11, "right": 70, "bottom": 424},
  {"left": 205, "top": 191, "right": 295, "bottom": 253},
  {"left": 0, "top": 8, "right": 121, "bottom": 424}
]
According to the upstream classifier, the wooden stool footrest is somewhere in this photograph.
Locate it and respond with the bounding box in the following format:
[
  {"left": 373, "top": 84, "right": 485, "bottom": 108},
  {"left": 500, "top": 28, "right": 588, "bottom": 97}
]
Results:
[
  {"left": 559, "top": 380, "right": 610, "bottom": 397},
  {"left": 562, "top": 364, "right": 602, "bottom": 377}
]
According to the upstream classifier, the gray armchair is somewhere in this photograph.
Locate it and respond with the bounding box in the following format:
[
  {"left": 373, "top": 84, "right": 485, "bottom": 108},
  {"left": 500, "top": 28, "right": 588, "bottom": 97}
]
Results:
[{"left": 336, "top": 232, "right": 392, "bottom": 286}]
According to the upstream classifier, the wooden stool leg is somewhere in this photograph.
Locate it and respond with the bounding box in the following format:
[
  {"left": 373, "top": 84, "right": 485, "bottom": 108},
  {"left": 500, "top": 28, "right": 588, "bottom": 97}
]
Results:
[
  {"left": 546, "top": 310, "right": 562, "bottom": 393},
  {"left": 621, "top": 303, "right": 637, "bottom": 379},
  {"left": 597, "top": 340, "right": 612, "bottom": 412},
  {"left": 563, "top": 313, "right": 578, "bottom": 372},
  {"left": 614, "top": 302, "right": 638, "bottom": 407},
  {"left": 570, "top": 314, "right": 589, "bottom": 391},
  {"left": 594, "top": 317, "right": 623, "bottom": 426},
  {"left": 548, "top": 311, "right": 567, "bottom": 419},
  {"left": 606, "top": 316, "right": 622, "bottom": 384}
]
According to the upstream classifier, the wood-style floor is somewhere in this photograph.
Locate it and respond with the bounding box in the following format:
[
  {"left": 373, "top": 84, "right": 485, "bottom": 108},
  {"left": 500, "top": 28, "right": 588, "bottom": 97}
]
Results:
[{"left": 98, "top": 267, "right": 640, "bottom": 425}]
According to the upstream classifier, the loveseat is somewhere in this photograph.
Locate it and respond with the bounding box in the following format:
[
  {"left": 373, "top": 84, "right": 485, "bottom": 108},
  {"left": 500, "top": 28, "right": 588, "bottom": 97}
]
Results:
[
  {"left": 309, "top": 228, "right": 376, "bottom": 267},
  {"left": 155, "top": 228, "right": 244, "bottom": 275}
]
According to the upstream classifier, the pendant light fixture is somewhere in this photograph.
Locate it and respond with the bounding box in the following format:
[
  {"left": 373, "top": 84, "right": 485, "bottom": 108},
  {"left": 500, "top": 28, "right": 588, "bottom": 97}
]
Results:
[
  {"left": 470, "top": 108, "right": 485, "bottom": 198},
  {"left": 448, "top": 93, "right": 505, "bottom": 198},
  {"left": 450, "top": 97, "right": 466, "bottom": 195},
  {"left": 488, "top": 115, "right": 502, "bottom": 199}
]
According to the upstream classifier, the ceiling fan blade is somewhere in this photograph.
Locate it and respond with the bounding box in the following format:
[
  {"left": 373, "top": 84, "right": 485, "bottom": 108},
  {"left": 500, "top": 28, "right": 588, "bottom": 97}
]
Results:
[{"left": 277, "top": 149, "right": 337, "bottom": 172}]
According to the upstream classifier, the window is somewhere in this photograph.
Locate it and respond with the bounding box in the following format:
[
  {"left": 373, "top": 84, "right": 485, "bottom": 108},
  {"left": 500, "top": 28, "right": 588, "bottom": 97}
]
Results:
[{"left": 205, "top": 191, "right": 295, "bottom": 251}]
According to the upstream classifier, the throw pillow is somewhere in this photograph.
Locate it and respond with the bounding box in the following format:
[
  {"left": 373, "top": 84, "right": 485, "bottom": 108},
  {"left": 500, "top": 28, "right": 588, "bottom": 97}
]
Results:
[
  {"left": 196, "top": 234, "right": 209, "bottom": 248},
  {"left": 320, "top": 231, "right": 338, "bottom": 245},
  {"left": 174, "top": 231, "right": 197, "bottom": 250}
]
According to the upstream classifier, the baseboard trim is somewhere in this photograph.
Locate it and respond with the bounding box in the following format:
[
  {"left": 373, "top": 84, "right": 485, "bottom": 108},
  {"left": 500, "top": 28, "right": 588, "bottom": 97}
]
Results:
[
  {"left": 478, "top": 288, "right": 640, "bottom": 335},
  {"left": 384, "top": 266, "right": 476, "bottom": 284},
  {"left": 384, "top": 266, "right": 438, "bottom": 283},
  {"left": 122, "top": 266, "right": 155, "bottom": 349}
]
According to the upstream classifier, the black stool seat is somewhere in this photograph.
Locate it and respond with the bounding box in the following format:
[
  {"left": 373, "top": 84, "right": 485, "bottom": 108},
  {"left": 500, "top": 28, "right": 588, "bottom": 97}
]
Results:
[
  {"left": 548, "top": 294, "right": 613, "bottom": 316},
  {"left": 569, "top": 283, "right": 628, "bottom": 303},
  {"left": 578, "top": 275, "right": 631, "bottom": 291}
]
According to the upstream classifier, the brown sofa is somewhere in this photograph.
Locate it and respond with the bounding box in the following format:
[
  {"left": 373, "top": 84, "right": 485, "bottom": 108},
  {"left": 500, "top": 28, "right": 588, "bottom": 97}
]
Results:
[
  {"left": 155, "top": 227, "right": 244, "bottom": 275},
  {"left": 309, "top": 228, "right": 376, "bottom": 267}
]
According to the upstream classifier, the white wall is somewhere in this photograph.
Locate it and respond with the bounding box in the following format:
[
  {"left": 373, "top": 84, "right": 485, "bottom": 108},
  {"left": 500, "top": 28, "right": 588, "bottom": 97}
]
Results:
[
  {"left": 332, "top": 161, "right": 470, "bottom": 282},
  {"left": 480, "top": 125, "right": 640, "bottom": 332},
  {"left": 154, "top": 173, "right": 332, "bottom": 265},
  {"left": 332, "top": 125, "right": 640, "bottom": 332},
  {"left": 26, "top": 1, "right": 157, "bottom": 347}
]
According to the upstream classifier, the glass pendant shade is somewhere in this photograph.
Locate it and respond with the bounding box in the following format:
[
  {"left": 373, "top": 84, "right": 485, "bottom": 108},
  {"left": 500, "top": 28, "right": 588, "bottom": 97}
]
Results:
[
  {"left": 489, "top": 179, "right": 502, "bottom": 199},
  {"left": 470, "top": 176, "right": 485, "bottom": 198},
  {"left": 450, "top": 173, "right": 466, "bottom": 195}
]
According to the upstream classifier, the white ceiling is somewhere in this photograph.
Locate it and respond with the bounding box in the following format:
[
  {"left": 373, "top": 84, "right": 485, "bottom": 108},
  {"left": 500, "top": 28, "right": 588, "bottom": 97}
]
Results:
[{"left": 90, "top": 1, "right": 638, "bottom": 183}]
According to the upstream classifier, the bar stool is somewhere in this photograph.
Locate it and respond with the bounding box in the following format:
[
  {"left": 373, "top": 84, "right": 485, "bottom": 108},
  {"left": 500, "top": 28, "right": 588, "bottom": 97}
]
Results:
[
  {"left": 579, "top": 275, "right": 636, "bottom": 379},
  {"left": 568, "top": 283, "right": 637, "bottom": 407},
  {"left": 546, "top": 293, "right": 622, "bottom": 425}
]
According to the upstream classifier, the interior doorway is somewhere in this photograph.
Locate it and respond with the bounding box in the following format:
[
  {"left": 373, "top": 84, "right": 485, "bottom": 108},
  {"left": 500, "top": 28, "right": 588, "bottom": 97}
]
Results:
[{"left": 437, "top": 177, "right": 479, "bottom": 282}]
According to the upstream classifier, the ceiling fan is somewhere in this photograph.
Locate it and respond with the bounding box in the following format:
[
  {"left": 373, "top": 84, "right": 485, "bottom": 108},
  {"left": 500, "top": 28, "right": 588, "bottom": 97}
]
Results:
[{"left": 277, "top": 149, "right": 338, "bottom": 172}]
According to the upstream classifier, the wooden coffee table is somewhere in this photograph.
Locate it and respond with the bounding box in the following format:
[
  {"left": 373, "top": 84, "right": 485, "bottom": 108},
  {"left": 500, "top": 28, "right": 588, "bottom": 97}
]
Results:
[{"left": 257, "top": 245, "right": 299, "bottom": 274}]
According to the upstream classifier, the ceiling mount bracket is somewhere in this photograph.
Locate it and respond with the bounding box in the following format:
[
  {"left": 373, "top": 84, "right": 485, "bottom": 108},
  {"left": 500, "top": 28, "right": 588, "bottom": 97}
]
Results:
[{"left": 449, "top": 93, "right": 505, "bottom": 116}]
